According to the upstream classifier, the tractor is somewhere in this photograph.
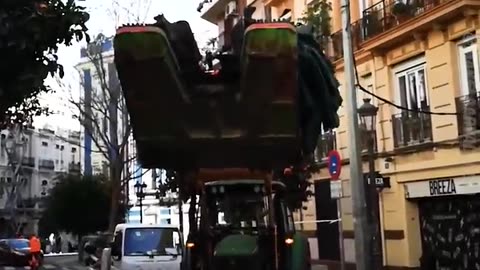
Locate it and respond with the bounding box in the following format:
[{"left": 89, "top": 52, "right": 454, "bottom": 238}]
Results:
[
  {"left": 112, "top": 9, "right": 341, "bottom": 270},
  {"left": 183, "top": 179, "right": 311, "bottom": 270}
]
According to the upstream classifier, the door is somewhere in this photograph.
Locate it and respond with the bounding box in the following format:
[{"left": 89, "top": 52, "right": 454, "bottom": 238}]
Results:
[
  {"left": 314, "top": 180, "right": 340, "bottom": 261},
  {"left": 419, "top": 196, "right": 480, "bottom": 269}
]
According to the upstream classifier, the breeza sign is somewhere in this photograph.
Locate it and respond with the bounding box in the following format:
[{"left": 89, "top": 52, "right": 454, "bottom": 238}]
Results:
[{"left": 404, "top": 175, "right": 480, "bottom": 198}]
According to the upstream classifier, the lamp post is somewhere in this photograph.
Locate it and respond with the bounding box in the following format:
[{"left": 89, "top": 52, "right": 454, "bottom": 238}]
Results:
[
  {"left": 134, "top": 182, "right": 147, "bottom": 224},
  {"left": 357, "top": 98, "right": 382, "bottom": 269}
]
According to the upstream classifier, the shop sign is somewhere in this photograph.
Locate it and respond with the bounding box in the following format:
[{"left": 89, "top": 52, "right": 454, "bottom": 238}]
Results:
[{"left": 404, "top": 175, "right": 480, "bottom": 199}]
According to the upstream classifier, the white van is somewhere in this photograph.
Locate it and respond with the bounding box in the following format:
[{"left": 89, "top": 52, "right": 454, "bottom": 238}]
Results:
[{"left": 110, "top": 223, "right": 183, "bottom": 270}]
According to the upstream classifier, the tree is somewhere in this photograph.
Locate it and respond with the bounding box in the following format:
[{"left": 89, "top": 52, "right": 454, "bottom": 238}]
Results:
[
  {"left": 0, "top": 0, "right": 90, "bottom": 127},
  {"left": 59, "top": 0, "right": 156, "bottom": 232},
  {"left": 61, "top": 34, "right": 149, "bottom": 232},
  {"left": 299, "top": 0, "right": 332, "bottom": 47},
  {"left": 39, "top": 174, "right": 126, "bottom": 238}
]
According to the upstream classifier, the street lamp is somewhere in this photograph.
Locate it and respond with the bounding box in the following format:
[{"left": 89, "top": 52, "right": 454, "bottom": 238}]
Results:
[
  {"left": 357, "top": 98, "right": 382, "bottom": 270},
  {"left": 134, "top": 182, "right": 147, "bottom": 223}
]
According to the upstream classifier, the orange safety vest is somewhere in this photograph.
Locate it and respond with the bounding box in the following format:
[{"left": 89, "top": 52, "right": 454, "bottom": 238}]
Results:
[{"left": 30, "top": 237, "right": 41, "bottom": 253}]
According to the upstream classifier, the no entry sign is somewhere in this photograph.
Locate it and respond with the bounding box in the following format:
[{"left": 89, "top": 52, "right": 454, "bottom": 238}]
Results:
[{"left": 328, "top": 150, "right": 342, "bottom": 180}]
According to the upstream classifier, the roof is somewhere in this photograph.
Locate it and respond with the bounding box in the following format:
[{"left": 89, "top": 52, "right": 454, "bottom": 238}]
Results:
[{"left": 205, "top": 179, "right": 286, "bottom": 188}]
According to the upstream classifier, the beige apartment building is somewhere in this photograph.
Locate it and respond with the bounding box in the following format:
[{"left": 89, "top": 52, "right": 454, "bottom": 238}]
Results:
[{"left": 200, "top": 0, "right": 480, "bottom": 269}]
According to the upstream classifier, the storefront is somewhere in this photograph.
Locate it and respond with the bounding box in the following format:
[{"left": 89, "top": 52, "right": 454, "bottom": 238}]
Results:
[{"left": 404, "top": 175, "right": 480, "bottom": 269}]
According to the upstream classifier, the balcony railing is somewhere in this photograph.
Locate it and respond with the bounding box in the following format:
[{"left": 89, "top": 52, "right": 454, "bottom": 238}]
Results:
[
  {"left": 315, "top": 131, "right": 337, "bottom": 161},
  {"left": 392, "top": 111, "right": 433, "bottom": 148},
  {"left": 330, "top": 0, "right": 451, "bottom": 60},
  {"left": 22, "top": 157, "right": 35, "bottom": 167},
  {"left": 363, "top": 0, "right": 445, "bottom": 39},
  {"left": 39, "top": 159, "right": 55, "bottom": 170},
  {"left": 69, "top": 162, "right": 81, "bottom": 172},
  {"left": 455, "top": 93, "right": 480, "bottom": 145},
  {"left": 331, "top": 19, "right": 364, "bottom": 61}
]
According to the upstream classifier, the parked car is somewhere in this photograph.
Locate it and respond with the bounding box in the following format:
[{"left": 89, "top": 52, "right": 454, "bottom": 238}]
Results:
[{"left": 0, "top": 239, "right": 44, "bottom": 266}]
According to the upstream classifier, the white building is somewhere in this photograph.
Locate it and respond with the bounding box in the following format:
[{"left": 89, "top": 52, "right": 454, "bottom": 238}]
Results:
[
  {"left": 0, "top": 125, "right": 82, "bottom": 237},
  {"left": 126, "top": 168, "right": 190, "bottom": 240}
]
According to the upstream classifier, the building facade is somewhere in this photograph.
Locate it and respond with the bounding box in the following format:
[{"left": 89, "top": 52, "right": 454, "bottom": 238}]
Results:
[
  {"left": 0, "top": 126, "right": 82, "bottom": 236},
  {"left": 315, "top": 0, "right": 480, "bottom": 269},
  {"left": 126, "top": 168, "right": 190, "bottom": 239},
  {"left": 200, "top": 0, "right": 480, "bottom": 268}
]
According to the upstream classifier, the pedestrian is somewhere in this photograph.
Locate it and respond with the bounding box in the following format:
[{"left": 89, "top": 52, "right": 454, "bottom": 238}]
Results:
[
  {"left": 29, "top": 234, "right": 42, "bottom": 270},
  {"left": 55, "top": 235, "right": 62, "bottom": 253}
]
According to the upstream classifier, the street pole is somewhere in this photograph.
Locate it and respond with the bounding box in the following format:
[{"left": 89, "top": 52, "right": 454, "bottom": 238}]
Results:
[
  {"left": 337, "top": 199, "right": 346, "bottom": 270},
  {"left": 179, "top": 199, "right": 184, "bottom": 235},
  {"left": 368, "top": 135, "right": 383, "bottom": 270},
  {"left": 340, "top": 0, "right": 371, "bottom": 269},
  {"left": 140, "top": 197, "right": 143, "bottom": 224}
]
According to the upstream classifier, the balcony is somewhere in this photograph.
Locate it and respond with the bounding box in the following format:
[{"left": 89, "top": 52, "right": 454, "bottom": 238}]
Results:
[
  {"left": 21, "top": 157, "right": 35, "bottom": 167},
  {"left": 69, "top": 162, "right": 81, "bottom": 173},
  {"left": 392, "top": 112, "right": 433, "bottom": 148},
  {"left": 218, "top": 31, "right": 225, "bottom": 50},
  {"left": 315, "top": 131, "right": 337, "bottom": 161},
  {"left": 69, "top": 131, "right": 81, "bottom": 141},
  {"left": 455, "top": 93, "right": 480, "bottom": 147},
  {"left": 39, "top": 159, "right": 55, "bottom": 170},
  {"left": 331, "top": 19, "right": 364, "bottom": 61},
  {"left": 330, "top": 0, "right": 478, "bottom": 61},
  {"left": 199, "top": 0, "right": 232, "bottom": 24}
]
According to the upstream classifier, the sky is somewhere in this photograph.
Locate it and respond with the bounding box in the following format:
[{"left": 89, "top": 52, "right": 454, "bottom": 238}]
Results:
[{"left": 34, "top": 0, "right": 217, "bottom": 131}]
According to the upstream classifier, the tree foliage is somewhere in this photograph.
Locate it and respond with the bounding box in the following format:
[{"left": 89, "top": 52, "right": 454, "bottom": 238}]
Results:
[
  {"left": 0, "top": 0, "right": 90, "bottom": 127},
  {"left": 39, "top": 174, "right": 127, "bottom": 237},
  {"left": 300, "top": 0, "right": 332, "bottom": 45}
]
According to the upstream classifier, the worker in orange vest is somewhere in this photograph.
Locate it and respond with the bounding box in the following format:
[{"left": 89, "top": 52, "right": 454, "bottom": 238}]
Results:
[{"left": 29, "top": 235, "right": 42, "bottom": 269}]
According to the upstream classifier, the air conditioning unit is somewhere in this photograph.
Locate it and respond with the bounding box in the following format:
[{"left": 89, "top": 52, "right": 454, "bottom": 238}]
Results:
[{"left": 225, "top": 1, "right": 237, "bottom": 17}]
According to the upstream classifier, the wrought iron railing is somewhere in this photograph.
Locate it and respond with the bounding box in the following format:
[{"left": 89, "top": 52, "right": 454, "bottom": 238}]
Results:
[
  {"left": 455, "top": 93, "right": 480, "bottom": 136},
  {"left": 392, "top": 111, "right": 433, "bottom": 148},
  {"left": 362, "top": 0, "right": 446, "bottom": 40},
  {"left": 39, "top": 159, "right": 55, "bottom": 170},
  {"left": 69, "top": 162, "right": 81, "bottom": 172},
  {"left": 330, "top": 0, "right": 451, "bottom": 60},
  {"left": 315, "top": 131, "right": 337, "bottom": 161},
  {"left": 21, "top": 157, "right": 35, "bottom": 167},
  {"left": 331, "top": 19, "right": 364, "bottom": 61}
]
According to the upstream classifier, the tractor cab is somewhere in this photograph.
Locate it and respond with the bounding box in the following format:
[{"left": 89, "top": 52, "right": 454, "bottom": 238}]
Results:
[{"left": 184, "top": 180, "right": 310, "bottom": 270}]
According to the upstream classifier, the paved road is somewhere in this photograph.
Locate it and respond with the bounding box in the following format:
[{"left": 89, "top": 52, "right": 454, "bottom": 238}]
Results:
[{"left": 0, "top": 254, "right": 84, "bottom": 270}]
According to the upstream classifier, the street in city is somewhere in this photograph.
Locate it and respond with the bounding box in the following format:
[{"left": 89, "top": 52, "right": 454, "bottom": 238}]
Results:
[{"left": 0, "top": 254, "right": 83, "bottom": 270}]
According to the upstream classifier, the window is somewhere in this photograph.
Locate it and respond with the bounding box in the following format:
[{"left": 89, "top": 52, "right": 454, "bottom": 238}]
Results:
[
  {"left": 123, "top": 228, "right": 180, "bottom": 256},
  {"left": 394, "top": 61, "right": 429, "bottom": 112},
  {"left": 56, "top": 144, "right": 59, "bottom": 149},
  {"left": 42, "top": 141, "right": 48, "bottom": 147},
  {"left": 160, "top": 209, "right": 171, "bottom": 215},
  {"left": 458, "top": 37, "right": 480, "bottom": 96},
  {"left": 60, "top": 145, "right": 64, "bottom": 151},
  {"left": 71, "top": 147, "right": 77, "bottom": 153},
  {"left": 392, "top": 58, "right": 432, "bottom": 147}
]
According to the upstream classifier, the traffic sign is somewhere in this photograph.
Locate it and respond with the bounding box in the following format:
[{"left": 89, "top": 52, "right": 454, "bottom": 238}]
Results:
[
  {"left": 365, "top": 172, "right": 391, "bottom": 190},
  {"left": 328, "top": 150, "right": 342, "bottom": 180},
  {"left": 330, "top": 181, "right": 343, "bottom": 199}
]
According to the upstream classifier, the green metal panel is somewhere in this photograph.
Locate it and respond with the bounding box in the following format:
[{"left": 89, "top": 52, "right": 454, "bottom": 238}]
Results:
[
  {"left": 290, "top": 233, "right": 309, "bottom": 270},
  {"left": 214, "top": 234, "right": 258, "bottom": 257}
]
